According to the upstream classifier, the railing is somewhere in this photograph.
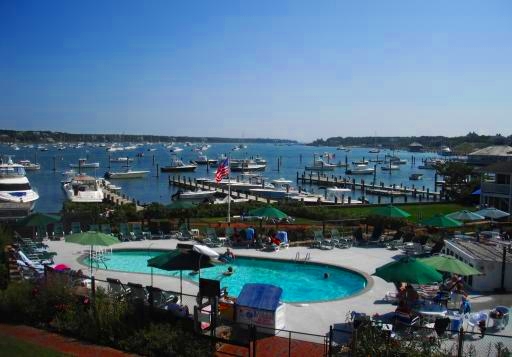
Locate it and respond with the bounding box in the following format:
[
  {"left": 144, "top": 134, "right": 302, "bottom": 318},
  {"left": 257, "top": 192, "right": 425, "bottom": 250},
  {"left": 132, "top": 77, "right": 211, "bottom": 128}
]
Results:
[{"left": 481, "top": 182, "right": 511, "bottom": 196}]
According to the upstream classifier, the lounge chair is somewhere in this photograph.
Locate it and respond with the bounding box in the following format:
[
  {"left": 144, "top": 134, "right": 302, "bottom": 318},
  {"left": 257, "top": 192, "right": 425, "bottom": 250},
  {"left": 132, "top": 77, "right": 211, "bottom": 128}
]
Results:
[
  {"left": 331, "top": 228, "right": 352, "bottom": 248},
  {"left": 127, "top": 282, "right": 148, "bottom": 303},
  {"left": 89, "top": 224, "right": 99, "bottom": 232},
  {"left": 277, "top": 231, "right": 289, "bottom": 248},
  {"left": 177, "top": 224, "right": 193, "bottom": 241},
  {"left": 146, "top": 286, "right": 179, "bottom": 308},
  {"left": 204, "top": 228, "right": 224, "bottom": 247},
  {"left": 148, "top": 222, "right": 164, "bottom": 240},
  {"left": 106, "top": 278, "right": 130, "bottom": 300},
  {"left": 118, "top": 223, "right": 133, "bottom": 242},
  {"left": 52, "top": 223, "right": 65, "bottom": 240},
  {"left": 70, "top": 222, "right": 82, "bottom": 235},
  {"left": 36, "top": 225, "right": 49, "bottom": 241},
  {"left": 132, "top": 223, "right": 148, "bottom": 240},
  {"left": 100, "top": 224, "right": 113, "bottom": 235},
  {"left": 394, "top": 311, "right": 420, "bottom": 329},
  {"left": 312, "top": 230, "right": 334, "bottom": 250}
]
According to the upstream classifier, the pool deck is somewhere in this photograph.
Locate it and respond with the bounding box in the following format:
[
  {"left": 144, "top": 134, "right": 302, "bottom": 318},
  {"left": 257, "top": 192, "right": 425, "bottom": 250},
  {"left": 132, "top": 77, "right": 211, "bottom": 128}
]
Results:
[{"left": 46, "top": 239, "right": 511, "bottom": 337}]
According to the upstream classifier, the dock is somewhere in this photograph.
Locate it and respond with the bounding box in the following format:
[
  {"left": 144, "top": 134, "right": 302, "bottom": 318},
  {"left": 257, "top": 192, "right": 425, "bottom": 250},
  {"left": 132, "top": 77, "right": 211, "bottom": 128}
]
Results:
[
  {"left": 168, "top": 176, "right": 278, "bottom": 204},
  {"left": 296, "top": 171, "right": 444, "bottom": 203},
  {"left": 101, "top": 184, "right": 144, "bottom": 211}
]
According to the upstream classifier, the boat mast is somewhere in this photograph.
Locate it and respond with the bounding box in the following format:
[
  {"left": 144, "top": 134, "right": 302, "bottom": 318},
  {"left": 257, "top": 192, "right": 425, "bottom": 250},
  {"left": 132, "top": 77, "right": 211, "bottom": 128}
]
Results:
[{"left": 227, "top": 154, "right": 231, "bottom": 224}]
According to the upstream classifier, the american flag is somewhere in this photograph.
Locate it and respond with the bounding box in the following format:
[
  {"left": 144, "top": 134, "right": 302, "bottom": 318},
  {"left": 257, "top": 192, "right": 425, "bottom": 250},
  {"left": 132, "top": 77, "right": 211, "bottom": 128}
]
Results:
[{"left": 215, "top": 158, "right": 230, "bottom": 183}]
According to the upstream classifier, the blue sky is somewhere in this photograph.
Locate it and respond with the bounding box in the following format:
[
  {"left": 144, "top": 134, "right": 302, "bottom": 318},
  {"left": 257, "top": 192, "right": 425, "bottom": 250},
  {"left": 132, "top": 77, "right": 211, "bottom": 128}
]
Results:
[{"left": 1, "top": 1, "right": 511, "bottom": 141}]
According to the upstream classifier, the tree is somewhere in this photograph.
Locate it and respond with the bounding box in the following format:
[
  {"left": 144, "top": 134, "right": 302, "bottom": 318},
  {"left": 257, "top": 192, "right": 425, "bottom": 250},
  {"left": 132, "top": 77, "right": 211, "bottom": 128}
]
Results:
[{"left": 433, "top": 162, "right": 479, "bottom": 202}]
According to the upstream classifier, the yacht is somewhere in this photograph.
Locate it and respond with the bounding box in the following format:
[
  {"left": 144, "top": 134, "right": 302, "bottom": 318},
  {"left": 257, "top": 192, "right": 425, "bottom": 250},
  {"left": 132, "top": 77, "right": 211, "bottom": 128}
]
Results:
[
  {"left": 0, "top": 157, "right": 39, "bottom": 218},
  {"left": 249, "top": 178, "right": 300, "bottom": 199},
  {"left": 305, "top": 159, "right": 336, "bottom": 171},
  {"left": 345, "top": 164, "right": 375, "bottom": 175},
  {"left": 18, "top": 160, "right": 41, "bottom": 171},
  {"left": 172, "top": 189, "right": 215, "bottom": 203},
  {"left": 63, "top": 174, "right": 104, "bottom": 203},
  {"left": 161, "top": 155, "right": 197, "bottom": 172}
]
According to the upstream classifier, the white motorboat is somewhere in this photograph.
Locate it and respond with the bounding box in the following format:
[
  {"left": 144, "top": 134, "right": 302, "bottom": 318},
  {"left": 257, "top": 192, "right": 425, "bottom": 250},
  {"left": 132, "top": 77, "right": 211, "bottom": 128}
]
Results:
[
  {"left": 352, "top": 159, "right": 369, "bottom": 165},
  {"left": 109, "top": 157, "right": 133, "bottom": 163},
  {"left": 173, "top": 189, "right": 215, "bottom": 202},
  {"left": 161, "top": 155, "right": 197, "bottom": 172},
  {"left": 63, "top": 174, "right": 104, "bottom": 203},
  {"left": 381, "top": 164, "right": 400, "bottom": 171},
  {"left": 18, "top": 160, "right": 41, "bottom": 171},
  {"left": 418, "top": 159, "right": 444, "bottom": 169},
  {"left": 336, "top": 145, "right": 350, "bottom": 151},
  {"left": 409, "top": 173, "right": 423, "bottom": 180},
  {"left": 438, "top": 147, "right": 452, "bottom": 156},
  {"left": 169, "top": 146, "right": 184, "bottom": 153},
  {"left": 0, "top": 156, "right": 39, "bottom": 218},
  {"left": 305, "top": 159, "right": 336, "bottom": 171},
  {"left": 230, "top": 159, "right": 266, "bottom": 172},
  {"left": 346, "top": 164, "right": 375, "bottom": 175},
  {"left": 325, "top": 187, "right": 353, "bottom": 203},
  {"left": 104, "top": 168, "right": 150, "bottom": 179},
  {"left": 192, "top": 153, "right": 217, "bottom": 165},
  {"left": 69, "top": 158, "right": 100, "bottom": 169},
  {"left": 249, "top": 178, "right": 300, "bottom": 199},
  {"left": 369, "top": 148, "right": 380, "bottom": 153}
]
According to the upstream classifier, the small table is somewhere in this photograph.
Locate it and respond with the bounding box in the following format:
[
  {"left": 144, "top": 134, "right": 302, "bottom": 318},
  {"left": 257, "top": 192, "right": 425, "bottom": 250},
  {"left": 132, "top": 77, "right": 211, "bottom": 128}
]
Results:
[{"left": 414, "top": 304, "right": 448, "bottom": 324}]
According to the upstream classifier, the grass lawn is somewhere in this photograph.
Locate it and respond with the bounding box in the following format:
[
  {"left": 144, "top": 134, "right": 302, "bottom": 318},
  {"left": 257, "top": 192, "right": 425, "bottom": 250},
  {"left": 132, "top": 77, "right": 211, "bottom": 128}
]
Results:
[{"left": 0, "top": 333, "right": 70, "bottom": 357}]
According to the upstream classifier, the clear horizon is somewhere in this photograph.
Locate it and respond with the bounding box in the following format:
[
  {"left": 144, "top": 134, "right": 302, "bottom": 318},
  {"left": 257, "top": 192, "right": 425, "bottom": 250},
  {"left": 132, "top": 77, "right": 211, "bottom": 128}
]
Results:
[{"left": 1, "top": 1, "right": 511, "bottom": 141}]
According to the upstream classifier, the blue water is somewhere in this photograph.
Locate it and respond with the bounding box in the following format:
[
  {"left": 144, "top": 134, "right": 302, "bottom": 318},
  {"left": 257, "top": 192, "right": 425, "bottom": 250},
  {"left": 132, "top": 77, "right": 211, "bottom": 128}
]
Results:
[
  {"left": 86, "top": 250, "right": 367, "bottom": 303},
  {"left": 0, "top": 142, "right": 442, "bottom": 212}
]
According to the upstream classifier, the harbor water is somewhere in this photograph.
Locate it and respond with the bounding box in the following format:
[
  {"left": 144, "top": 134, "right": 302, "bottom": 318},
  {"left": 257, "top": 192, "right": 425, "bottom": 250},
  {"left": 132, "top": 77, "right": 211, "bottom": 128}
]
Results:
[{"left": 0, "top": 143, "right": 443, "bottom": 213}]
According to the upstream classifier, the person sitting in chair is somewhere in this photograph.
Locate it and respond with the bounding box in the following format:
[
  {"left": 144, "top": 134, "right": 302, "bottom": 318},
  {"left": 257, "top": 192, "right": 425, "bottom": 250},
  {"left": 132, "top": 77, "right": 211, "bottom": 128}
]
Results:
[{"left": 219, "top": 248, "right": 235, "bottom": 262}]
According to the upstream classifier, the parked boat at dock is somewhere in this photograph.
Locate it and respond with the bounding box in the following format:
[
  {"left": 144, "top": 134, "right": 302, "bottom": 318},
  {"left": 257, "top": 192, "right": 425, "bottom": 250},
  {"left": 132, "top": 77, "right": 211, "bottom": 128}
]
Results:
[
  {"left": 104, "top": 168, "right": 150, "bottom": 179},
  {"left": 161, "top": 156, "right": 197, "bottom": 172},
  {"left": 230, "top": 159, "right": 266, "bottom": 172},
  {"left": 18, "top": 160, "right": 41, "bottom": 171},
  {"left": 62, "top": 174, "right": 104, "bottom": 203},
  {"left": 345, "top": 164, "right": 375, "bottom": 175},
  {"left": 172, "top": 189, "right": 215, "bottom": 203},
  {"left": 305, "top": 159, "right": 336, "bottom": 171}
]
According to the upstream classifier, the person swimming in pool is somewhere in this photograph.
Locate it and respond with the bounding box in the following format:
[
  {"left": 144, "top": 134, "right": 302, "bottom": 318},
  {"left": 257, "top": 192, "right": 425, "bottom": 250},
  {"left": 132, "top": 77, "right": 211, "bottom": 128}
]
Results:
[
  {"left": 223, "top": 266, "right": 234, "bottom": 276},
  {"left": 324, "top": 272, "right": 329, "bottom": 279}
]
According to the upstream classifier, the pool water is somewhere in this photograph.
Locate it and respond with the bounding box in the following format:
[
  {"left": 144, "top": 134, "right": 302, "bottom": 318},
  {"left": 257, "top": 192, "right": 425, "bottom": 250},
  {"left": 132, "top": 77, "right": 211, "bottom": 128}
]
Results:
[{"left": 87, "top": 250, "right": 367, "bottom": 303}]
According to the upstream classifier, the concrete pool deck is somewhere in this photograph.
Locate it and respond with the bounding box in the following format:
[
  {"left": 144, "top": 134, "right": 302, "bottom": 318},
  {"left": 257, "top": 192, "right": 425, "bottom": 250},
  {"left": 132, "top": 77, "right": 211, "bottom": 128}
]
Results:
[{"left": 46, "top": 239, "right": 511, "bottom": 337}]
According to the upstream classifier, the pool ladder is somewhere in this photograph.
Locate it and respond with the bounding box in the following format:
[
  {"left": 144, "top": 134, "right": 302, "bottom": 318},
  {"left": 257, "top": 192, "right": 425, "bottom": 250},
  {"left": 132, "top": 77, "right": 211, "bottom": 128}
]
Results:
[{"left": 295, "top": 252, "right": 311, "bottom": 263}]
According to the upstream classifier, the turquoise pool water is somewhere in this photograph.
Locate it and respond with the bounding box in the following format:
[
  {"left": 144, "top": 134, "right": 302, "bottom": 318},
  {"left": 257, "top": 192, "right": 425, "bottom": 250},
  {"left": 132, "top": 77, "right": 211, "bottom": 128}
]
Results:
[{"left": 87, "top": 250, "right": 367, "bottom": 303}]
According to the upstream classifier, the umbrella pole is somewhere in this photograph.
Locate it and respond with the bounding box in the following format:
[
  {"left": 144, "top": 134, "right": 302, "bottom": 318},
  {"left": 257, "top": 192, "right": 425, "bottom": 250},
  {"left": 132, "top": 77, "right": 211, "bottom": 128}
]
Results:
[
  {"left": 90, "top": 245, "right": 93, "bottom": 277},
  {"left": 151, "top": 267, "right": 153, "bottom": 287},
  {"left": 180, "top": 270, "right": 183, "bottom": 301}
]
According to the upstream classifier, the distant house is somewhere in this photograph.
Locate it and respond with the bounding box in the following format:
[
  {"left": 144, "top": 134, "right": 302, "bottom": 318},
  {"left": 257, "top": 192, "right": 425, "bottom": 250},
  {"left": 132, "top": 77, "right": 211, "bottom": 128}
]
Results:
[
  {"left": 442, "top": 238, "right": 512, "bottom": 292},
  {"left": 479, "top": 161, "right": 512, "bottom": 215},
  {"left": 408, "top": 142, "right": 423, "bottom": 152},
  {"left": 467, "top": 145, "right": 512, "bottom": 166}
]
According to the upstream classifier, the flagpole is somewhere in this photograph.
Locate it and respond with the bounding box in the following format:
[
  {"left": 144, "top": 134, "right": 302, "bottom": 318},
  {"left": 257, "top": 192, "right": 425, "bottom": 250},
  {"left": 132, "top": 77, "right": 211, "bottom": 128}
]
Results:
[{"left": 227, "top": 154, "right": 231, "bottom": 224}]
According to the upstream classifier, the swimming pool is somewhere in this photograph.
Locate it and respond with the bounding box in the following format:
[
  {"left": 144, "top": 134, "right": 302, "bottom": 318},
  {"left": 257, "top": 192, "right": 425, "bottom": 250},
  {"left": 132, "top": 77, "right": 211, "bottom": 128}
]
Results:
[{"left": 86, "top": 249, "right": 367, "bottom": 303}]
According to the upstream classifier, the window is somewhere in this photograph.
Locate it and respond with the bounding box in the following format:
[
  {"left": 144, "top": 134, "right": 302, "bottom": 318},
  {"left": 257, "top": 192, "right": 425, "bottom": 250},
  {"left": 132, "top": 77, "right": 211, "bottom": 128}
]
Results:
[{"left": 0, "top": 183, "right": 31, "bottom": 190}]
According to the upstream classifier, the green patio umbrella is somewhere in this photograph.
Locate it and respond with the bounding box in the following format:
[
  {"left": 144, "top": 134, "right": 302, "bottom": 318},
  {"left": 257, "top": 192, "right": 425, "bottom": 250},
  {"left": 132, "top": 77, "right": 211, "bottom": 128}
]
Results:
[
  {"left": 65, "top": 231, "right": 120, "bottom": 276},
  {"left": 420, "top": 214, "right": 463, "bottom": 228},
  {"left": 248, "top": 206, "right": 288, "bottom": 220},
  {"left": 373, "top": 256, "right": 443, "bottom": 284},
  {"left": 148, "top": 248, "right": 216, "bottom": 297},
  {"left": 371, "top": 205, "right": 411, "bottom": 218},
  {"left": 446, "top": 210, "right": 485, "bottom": 222},
  {"left": 419, "top": 255, "right": 481, "bottom": 276},
  {"left": 17, "top": 212, "right": 61, "bottom": 227}
]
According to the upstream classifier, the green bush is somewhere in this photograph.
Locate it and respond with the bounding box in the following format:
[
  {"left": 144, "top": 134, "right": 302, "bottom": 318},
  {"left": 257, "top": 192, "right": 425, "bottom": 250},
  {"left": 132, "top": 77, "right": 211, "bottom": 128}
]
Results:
[{"left": 0, "top": 280, "right": 37, "bottom": 323}]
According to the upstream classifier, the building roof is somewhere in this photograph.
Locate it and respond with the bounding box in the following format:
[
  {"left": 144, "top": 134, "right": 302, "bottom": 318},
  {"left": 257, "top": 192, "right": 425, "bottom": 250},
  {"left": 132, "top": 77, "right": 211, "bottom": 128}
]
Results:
[
  {"left": 469, "top": 145, "right": 512, "bottom": 157},
  {"left": 482, "top": 161, "right": 512, "bottom": 174},
  {"left": 446, "top": 239, "right": 512, "bottom": 263}
]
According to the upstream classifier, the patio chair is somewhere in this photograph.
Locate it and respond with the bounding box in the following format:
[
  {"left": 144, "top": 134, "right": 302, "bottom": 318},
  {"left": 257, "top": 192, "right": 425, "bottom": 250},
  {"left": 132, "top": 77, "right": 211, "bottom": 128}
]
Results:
[
  {"left": 100, "top": 224, "right": 113, "bottom": 235},
  {"left": 127, "top": 282, "right": 148, "bottom": 303},
  {"left": 106, "top": 278, "right": 130, "bottom": 300},
  {"left": 204, "top": 228, "right": 223, "bottom": 247},
  {"left": 52, "top": 223, "right": 65, "bottom": 240},
  {"left": 89, "top": 224, "right": 99, "bottom": 232},
  {"left": 148, "top": 222, "right": 164, "bottom": 240},
  {"left": 331, "top": 228, "right": 352, "bottom": 248},
  {"left": 146, "top": 286, "right": 179, "bottom": 308},
  {"left": 312, "top": 230, "right": 334, "bottom": 250},
  {"left": 490, "top": 306, "right": 509, "bottom": 330},
  {"left": 70, "top": 222, "right": 82, "bottom": 235},
  {"left": 118, "top": 223, "right": 134, "bottom": 242},
  {"left": 132, "top": 222, "right": 148, "bottom": 240},
  {"left": 277, "top": 231, "right": 289, "bottom": 248},
  {"left": 177, "top": 224, "right": 193, "bottom": 241},
  {"left": 466, "top": 311, "right": 489, "bottom": 332}
]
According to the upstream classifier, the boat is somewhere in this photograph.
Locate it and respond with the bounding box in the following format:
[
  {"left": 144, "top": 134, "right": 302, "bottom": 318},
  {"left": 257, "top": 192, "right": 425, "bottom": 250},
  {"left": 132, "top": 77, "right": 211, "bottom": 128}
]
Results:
[
  {"left": 345, "top": 164, "right": 375, "bottom": 175},
  {"left": 192, "top": 153, "right": 217, "bottom": 165},
  {"left": 230, "top": 159, "right": 266, "bottom": 172},
  {"left": 325, "top": 187, "right": 352, "bottom": 203},
  {"left": 254, "top": 155, "right": 267, "bottom": 165},
  {"left": 169, "top": 146, "right": 184, "bottom": 153},
  {"left": 352, "top": 159, "right": 369, "bottom": 165},
  {"left": 381, "top": 164, "right": 400, "bottom": 171},
  {"left": 69, "top": 158, "right": 100, "bottom": 169},
  {"left": 418, "top": 159, "right": 444, "bottom": 169},
  {"left": 369, "top": 148, "right": 380, "bottom": 153},
  {"left": 305, "top": 159, "right": 336, "bottom": 171},
  {"left": 249, "top": 178, "right": 300, "bottom": 199},
  {"left": 172, "top": 189, "right": 215, "bottom": 203},
  {"left": 0, "top": 156, "right": 39, "bottom": 218},
  {"left": 161, "top": 156, "right": 197, "bottom": 172},
  {"left": 336, "top": 145, "right": 350, "bottom": 152},
  {"left": 104, "top": 168, "right": 150, "bottom": 179},
  {"left": 63, "top": 174, "right": 104, "bottom": 203},
  {"left": 438, "top": 147, "right": 452, "bottom": 156},
  {"left": 18, "top": 160, "right": 41, "bottom": 171},
  {"left": 109, "top": 157, "right": 133, "bottom": 163},
  {"left": 409, "top": 173, "right": 423, "bottom": 180}
]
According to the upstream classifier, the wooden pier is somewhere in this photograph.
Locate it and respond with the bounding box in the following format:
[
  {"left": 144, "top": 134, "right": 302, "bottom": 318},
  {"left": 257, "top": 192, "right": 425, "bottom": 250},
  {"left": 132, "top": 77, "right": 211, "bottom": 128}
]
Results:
[
  {"left": 101, "top": 185, "right": 144, "bottom": 211},
  {"left": 168, "top": 175, "right": 277, "bottom": 204},
  {"left": 296, "top": 171, "right": 444, "bottom": 204}
]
